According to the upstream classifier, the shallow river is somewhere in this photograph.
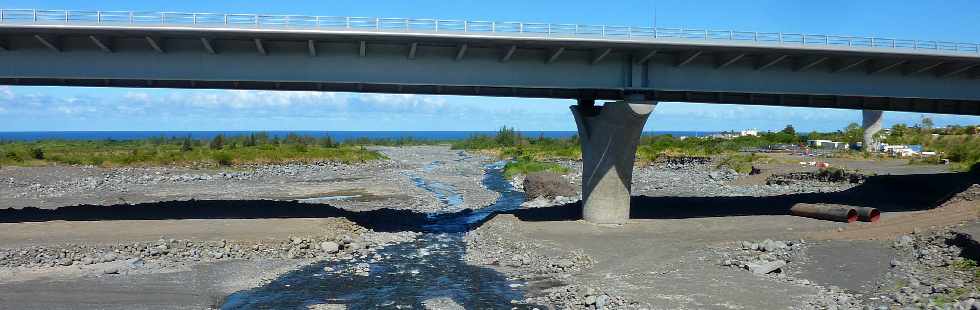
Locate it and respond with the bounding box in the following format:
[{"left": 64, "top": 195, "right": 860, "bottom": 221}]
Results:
[{"left": 222, "top": 161, "right": 533, "bottom": 309}]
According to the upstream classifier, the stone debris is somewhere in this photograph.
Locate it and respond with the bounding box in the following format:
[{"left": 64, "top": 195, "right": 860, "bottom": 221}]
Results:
[
  {"left": 523, "top": 171, "right": 577, "bottom": 199},
  {"left": 866, "top": 229, "right": 980, "bottom": 309},
  {"left": 719, "top": 239, "right": 805, "bottom": 274}
]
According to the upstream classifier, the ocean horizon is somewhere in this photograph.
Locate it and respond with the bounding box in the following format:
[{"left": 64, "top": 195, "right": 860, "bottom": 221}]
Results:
[{"left": 0, "top": 130, "right": 719, "bottom": 142}]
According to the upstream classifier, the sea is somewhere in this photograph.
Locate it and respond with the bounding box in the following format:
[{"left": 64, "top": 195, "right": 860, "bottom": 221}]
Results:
[{"left": 0, "top": 131, "right": 717, "bottom": 142}]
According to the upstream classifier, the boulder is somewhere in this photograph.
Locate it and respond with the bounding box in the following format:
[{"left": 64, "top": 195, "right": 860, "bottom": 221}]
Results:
[
  {"left": 320, "top": 241, "right": 340, "bottom": 254},
  {"left": 522, "top": 172, "right": 576, "bottom": 199},
  {"left": 746, "top": 260, "right": 786, "bottom": 274}
]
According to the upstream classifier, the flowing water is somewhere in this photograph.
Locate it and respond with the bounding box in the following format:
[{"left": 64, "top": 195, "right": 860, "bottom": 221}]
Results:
[{"left": 222, "top": 161, "right": 533, "bottom": 309}]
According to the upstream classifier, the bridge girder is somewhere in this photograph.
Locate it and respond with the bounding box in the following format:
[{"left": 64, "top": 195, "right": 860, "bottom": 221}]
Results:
[{"left": 0, "top": 25, "right": 979, "bottom": 115}]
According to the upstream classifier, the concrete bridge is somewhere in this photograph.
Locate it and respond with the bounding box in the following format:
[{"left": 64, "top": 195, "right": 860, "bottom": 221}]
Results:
[{"left": 2, "top": 9, "right": 980, "bottom": 224}]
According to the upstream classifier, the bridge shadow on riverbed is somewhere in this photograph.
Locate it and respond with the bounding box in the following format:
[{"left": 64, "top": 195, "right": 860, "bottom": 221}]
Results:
[
  {"left": 1, "top": 171, "right": 976, "bottom": 229},
  {"left": 509, "top": 171, "right": 979, "bottom": 222}
]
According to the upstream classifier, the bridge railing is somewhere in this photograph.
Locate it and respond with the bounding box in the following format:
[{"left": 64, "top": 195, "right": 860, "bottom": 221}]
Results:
[{"left": 2, "top": 8, "right": 979, "bottom": 55}]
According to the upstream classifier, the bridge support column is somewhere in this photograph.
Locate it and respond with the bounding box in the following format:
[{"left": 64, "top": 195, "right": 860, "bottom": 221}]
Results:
[
  {"left": 571, "top": 96, "right": 655, "bottom": 225},
  {"left": 862, "top": 110, "right": 883, "bottom": 152}
]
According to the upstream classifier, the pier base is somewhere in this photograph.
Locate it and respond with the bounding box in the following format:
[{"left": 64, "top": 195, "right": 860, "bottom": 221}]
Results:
[{"left": 571, "top": 96, "right": 654, "bottom": 224}]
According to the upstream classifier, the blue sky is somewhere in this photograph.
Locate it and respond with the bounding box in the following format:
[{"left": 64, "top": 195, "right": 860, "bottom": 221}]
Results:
[{"left": 2, "top": 0, "right": 980, "bottom": 132}]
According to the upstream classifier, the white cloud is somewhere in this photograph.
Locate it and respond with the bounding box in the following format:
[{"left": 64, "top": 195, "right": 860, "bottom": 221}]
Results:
[{"left": 0, "top": 86, "right": 978, "bottom": 131}]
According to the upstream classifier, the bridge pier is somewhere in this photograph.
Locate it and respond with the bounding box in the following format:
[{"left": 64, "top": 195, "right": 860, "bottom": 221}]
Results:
[
  {"left": 571, "top": 96, "right": 655, "bottom": 224},
  {"left": 862, "top": 110, "right": 884, "bottom": 152}
]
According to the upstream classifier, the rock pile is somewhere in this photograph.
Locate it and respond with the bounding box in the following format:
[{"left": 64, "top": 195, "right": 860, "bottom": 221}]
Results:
[
  {"left": 631, "top": 159, "right": 856, "bottom": 197},
  {"left": 524, "top": 284, "right": 633, "bottom": 310},
  {"left": 868, "top": 229, "right": 980, "bottom": 309},
  {"left": 766, "top": 169, "right": 865, "bottom": 186},
  {"left": 719, "top": 239, "right": 806, "bottom": 275},
  {"left": 653, "top": 156, "right": 712, "bottom": 168}
]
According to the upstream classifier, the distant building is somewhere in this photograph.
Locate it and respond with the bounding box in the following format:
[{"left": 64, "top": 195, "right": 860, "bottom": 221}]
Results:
[
  {"left": 879, "top": 144, "right": 925, "bottom": 157},
  {"left": 807, "top": 140, "right": 847, "bottom": 149},
  {"left": 739, "top": 129, "right": 759, "bottom": 137}
]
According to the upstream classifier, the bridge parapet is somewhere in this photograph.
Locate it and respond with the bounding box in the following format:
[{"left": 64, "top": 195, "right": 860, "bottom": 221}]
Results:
[{"left": 3, "top": 8, "right": 980, "bottom": 57}]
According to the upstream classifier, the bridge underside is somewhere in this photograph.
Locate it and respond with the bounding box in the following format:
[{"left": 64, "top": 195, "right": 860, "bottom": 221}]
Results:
[
  {"left": 1, "top": 25, "right": 980, "bottom": 115},
  {"left": 2, "top": 78, "right": 978, "bottom": 115}
]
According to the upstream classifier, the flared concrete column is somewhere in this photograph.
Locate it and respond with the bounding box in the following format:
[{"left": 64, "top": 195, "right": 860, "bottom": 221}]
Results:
[
  {"left": 862, "top": 110, "right": 883, "bottom": 152},
  {"left": 571, "top": 98, "right": 655, "bottom": 224}
]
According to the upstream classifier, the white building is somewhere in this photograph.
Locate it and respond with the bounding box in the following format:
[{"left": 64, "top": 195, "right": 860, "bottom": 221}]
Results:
[{"left": 806, "top": 140, "right": 847, "bottom": 149}]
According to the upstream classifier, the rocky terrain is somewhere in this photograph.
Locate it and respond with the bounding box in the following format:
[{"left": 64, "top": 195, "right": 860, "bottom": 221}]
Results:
[
  {"left": 464, "top": 155, "right": 979, "bottom": 309},
  {"left": 0, "top": 145, "right": 976, "bottom": 309}
]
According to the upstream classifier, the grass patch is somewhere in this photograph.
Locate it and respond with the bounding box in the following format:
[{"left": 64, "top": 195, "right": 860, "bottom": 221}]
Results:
[
  {"left": 952, "top": 258, "right": 978, "bottom": 271},
  {"left": 503, "top": 156, "right": 570, "bottom": 178}
]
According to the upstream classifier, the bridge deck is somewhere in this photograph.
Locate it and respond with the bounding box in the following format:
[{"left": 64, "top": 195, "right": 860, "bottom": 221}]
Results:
[{"left": 1, "top": 9, "right": 979, "bottom": 115}]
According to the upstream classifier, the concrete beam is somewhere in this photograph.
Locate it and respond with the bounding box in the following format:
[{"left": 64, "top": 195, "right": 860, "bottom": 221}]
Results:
[
  {"left": 359, "top": 41, "right": 367, "bottom": 57},
  {"left": 862, "top": 110, "right": 883, "bottom": 152},
  {"left": 831, "top": 58, "right": 868, "bottom": 73},
  {"left": 88, "top": 35, "right": 112, "bottom": 53},
  {"left": 408, "top": 42, "right": 418, "bottom": 59},
  {"left": 547, "top": 47, "right": 565, "bottom": 64},
  {"left": 0, "top": 38, "right": 8, "bottom": 51},
  {"left": 455, "top": 44, "right": 468, "bottom": 61},
  {"left": 254, "top": 39, "right": 267, "bottom": 56},
  {"left": 937, "top": 63, "right": 979, "bottom": 78},
  {"left": 635, "top": 50, "right": 658, "bottom": 64},
  {"left": 500, "top": 45, "right": 517, "bottom": 62},
  {"left": 675, "top": 50, "right": 703, "bottom": 67},
  {"left": 906, "top": 61, "right": 944, "bottom": 75},
  {"left": 794, "top": 56, "right": 828, "bottom": 72},
  {"left": 591, "top": 48, "right": 612, "bottom": 65},
  {"left": 756, "top": 54, "right": 788, "bottom": 70},
  {"left": 572, "top": 98, "right": 654, "bottom": 224},
  {"left": 867, "top": 59, "right": 906, "bottom": 75},
  {"left": 145, "top": 36, "right": 164, "bottom": 53},
  {"left": 307, "top": 40, "right": 317, "bottom": 57},
  {"left": 200, "top": 38, "right": 216, "bottom": 54},
  {"left": 715, "top": 53, "right": 746, "bottom": 69},
  {"left": 34, "top": 35, "right": 60, "bottom": 52}
]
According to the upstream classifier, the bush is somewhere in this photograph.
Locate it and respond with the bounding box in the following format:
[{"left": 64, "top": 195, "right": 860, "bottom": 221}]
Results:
[
  {"left": 29, "top": 148, "right": 44, "bottom": 160},
  {"left": 209, "top": 135, "right": 225, "bottom": 150},
  {"left": 181, "top": 137, "right": 194, "bottom": 152},
  {"left": 4, "top": 150, "right": 21, "bottom": 162},
  {"left": 212, "top": 152, "right": 233, "bottom": 166}
]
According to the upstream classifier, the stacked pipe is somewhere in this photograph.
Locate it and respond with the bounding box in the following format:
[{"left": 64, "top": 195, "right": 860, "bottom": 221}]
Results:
[{"left": 789, "top": 204, "right": 879, "bottom": 223}]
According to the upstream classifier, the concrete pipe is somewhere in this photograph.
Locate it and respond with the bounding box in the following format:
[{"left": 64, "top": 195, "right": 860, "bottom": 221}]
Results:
[
  {"left": 855, "top": 207, "right": 880, "bottom": 223},
  {"left": 789, "top": 204, "right": 858, "bottom": 223}
]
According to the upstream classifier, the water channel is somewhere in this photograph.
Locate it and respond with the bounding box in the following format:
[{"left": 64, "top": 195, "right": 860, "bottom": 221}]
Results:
[{"left": 222, "top": 160, "right": 534, "bottom": 309}]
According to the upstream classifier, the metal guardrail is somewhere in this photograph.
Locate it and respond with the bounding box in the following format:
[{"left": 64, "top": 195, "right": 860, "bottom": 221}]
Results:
[{"left": 2, "top": 9, "right": 978, "bottom": 55}]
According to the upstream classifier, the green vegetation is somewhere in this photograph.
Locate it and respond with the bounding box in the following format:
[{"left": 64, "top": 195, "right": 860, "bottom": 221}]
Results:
[
  {"left": 0, "top": 132, "right": 385, "bottom": 167},
  {"left": 717, "top": 153, "right": 765, "bottom": 174},
  {"left": 932, "top": 287, "right": 971, "bottom": 306},
  {"left": 451, "top": 127, "right": 581, "bottom": 160},
  {"left": 882, "top": 118, "right": 980, "bottom": 171},
  {"left": 451, "top": 127, "right": 578, "bottom": 177},
  {"left": 952, "top": 258, "right": 978, "bottom": 271},
  {"left": 502, "top": 156, "right": 571, "bottom": 178}
]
